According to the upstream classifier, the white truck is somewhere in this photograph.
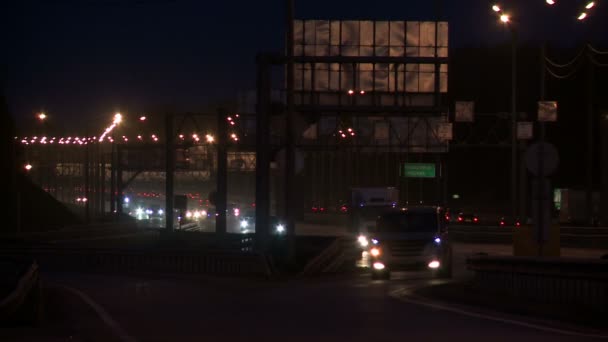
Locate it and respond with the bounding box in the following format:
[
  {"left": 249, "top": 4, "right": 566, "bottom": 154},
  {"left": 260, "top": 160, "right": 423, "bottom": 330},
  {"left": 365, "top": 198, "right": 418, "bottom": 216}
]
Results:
[
  {"left": 349, "top": 187, "right": 399, "bottom": 238},
  {"left": 557, "top": 188, "right": 600, "bottom": 225}
]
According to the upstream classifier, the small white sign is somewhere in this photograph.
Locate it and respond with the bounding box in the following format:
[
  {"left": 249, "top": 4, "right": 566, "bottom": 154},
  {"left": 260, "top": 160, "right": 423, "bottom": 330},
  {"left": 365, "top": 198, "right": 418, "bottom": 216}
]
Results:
[
  {"left": 437, "top": 122, "right": 453, "bottom": 141},
  {"left": 455, "top": 101, "right": 475, "bottom": 122},
  {"left": 517, "top": 121, "right": 534, "bottom": 140},
  {"left": 538, "top": 101, "right": 557, "bottom": 122}
]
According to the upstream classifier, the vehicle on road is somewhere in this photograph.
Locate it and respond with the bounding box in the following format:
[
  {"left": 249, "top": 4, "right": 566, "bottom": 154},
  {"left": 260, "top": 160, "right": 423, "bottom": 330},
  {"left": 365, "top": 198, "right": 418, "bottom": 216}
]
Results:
[
  {"left": 456, "top": 212, "right": 479, "bottom": 224},
  {"left": 365, "top": 206, "right": 452, "bottom": 280},
  {"left": 498, "top": 216, "right": 521, "bottom": 227},
  {"left": 239, "top": 212, "right": 286, "bottom": 235},
  {"left": 350, "top": 187, "right": 398, "bottom": 239}
]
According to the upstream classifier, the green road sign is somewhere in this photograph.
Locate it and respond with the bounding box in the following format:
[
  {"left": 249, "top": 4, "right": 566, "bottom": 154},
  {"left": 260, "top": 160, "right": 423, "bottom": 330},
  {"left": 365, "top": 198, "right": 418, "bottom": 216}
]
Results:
[{"left": 402, "top": 163, "right": 436, "bottom": 178}]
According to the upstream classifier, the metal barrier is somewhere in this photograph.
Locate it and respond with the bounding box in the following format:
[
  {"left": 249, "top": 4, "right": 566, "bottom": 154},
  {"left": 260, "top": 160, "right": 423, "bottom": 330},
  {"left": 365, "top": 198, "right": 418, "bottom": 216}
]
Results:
[
  {"left": 0, "top": 247, "right": 270, "bottom": 278},
  {"left": 467, "top": 255, "right": 608, "bottom": 313},
  {"left": 450, "top": 225, "right": 608, "bottom": 248}
]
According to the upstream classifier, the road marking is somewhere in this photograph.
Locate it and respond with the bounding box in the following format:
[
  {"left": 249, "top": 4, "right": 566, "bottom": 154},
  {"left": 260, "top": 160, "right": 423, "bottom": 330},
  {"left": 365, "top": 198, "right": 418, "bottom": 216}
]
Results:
[
  {"left": 390, "top": 288, "right": 608, "bottom": 339},
  {"left": 56, "top": 284, "right": 138, "bottom": 342}
]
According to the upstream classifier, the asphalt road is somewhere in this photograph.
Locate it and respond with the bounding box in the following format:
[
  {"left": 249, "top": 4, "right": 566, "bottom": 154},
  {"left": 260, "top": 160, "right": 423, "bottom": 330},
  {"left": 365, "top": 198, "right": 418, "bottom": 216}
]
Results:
[
  {"left": 39, "top": 270, "right": 605, "bottom": 342},
  {"left": 2, "top": 240, "right": 606, "bottom": 342}
]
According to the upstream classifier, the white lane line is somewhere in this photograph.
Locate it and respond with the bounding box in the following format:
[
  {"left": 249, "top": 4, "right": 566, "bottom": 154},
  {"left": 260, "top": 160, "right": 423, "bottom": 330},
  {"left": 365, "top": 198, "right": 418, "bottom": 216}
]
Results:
[
  {"left": 56, "top": 284, "right": 138, "bottom": 342},
  {"left": 390, "top": 288, "right": 608, "bottom": 339}
]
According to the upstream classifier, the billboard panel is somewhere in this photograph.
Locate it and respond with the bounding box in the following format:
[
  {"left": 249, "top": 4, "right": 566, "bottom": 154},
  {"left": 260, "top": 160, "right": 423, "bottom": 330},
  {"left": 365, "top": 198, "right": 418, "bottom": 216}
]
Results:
[{"left": 293, "top": 20, "right": 448, "bottom": 95}]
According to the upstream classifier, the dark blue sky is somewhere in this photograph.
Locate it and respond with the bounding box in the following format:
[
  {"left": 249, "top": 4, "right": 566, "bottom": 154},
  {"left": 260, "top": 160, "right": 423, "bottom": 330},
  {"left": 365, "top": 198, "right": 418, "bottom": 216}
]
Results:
[{"left": 2, "top": 0, "right": 606, "bottom": 130}]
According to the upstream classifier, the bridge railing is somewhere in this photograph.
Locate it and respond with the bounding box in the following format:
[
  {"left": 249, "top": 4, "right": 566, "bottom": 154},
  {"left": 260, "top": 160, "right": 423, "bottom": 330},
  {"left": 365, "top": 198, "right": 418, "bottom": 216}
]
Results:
[{"left": 467, "top": 254, "right": 608, "bottom": 313}]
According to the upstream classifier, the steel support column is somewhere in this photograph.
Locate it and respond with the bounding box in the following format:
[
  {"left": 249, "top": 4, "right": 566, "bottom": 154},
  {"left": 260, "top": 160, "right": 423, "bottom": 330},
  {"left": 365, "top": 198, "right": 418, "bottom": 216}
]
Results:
[
  {"left": 255, "top": 54, "right": 271, "bottom": 251},
  {"left": 216, "top": 108, "right": 228, "bottom": 236},
  {"left": 165, "top": 113, "right": 175, "bottom": 232}
]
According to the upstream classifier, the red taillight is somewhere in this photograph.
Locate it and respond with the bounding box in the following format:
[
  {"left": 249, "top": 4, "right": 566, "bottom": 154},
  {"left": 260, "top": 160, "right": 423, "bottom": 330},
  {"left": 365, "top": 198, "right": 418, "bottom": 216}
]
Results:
[
  {"left": 458, "top": 217, "right": 463, "bottom": 222},
  {"left": 320, "top": 207, "right": 325, "bottom": 212},
  {"left": 473, "top": 217, "right": 479, "bottom": 222},
  {"left": 500, "top": 221, "right": 505, "bottom": 226},
  {"left": 516, "top": 222, "right": 521, "bottom": 227},
  {"left": 312, "top": 207, "right": 318, "bottom": 212}
]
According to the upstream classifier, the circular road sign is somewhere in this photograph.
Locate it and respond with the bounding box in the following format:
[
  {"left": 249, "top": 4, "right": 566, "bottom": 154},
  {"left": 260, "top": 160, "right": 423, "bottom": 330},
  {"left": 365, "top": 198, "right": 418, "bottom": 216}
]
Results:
[{"left": 525, "top": 142, "right": 559, "bottom": 176}]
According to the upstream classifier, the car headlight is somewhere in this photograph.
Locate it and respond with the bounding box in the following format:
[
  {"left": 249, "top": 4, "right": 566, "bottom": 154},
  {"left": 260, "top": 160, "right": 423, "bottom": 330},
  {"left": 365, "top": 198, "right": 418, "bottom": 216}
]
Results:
[
  {"left": 240, "top": 220, "right": 249, "bottom": 228},
  {"left": 371, "top": 238, "right": 379, "bottom": 245},
  {"left": 275, "top": 224, "right": 285, "bottom": 233},
  {"left": 186, "top": 211, "right": 193, "bottom": 218},
  {"left": 158, "top": 209, "right": 164, "bottom": 215},
  {"left": 428, "top": 260, "right": 441, "bottom": 269},
  {"left": 370, "top": 247, "right": 381, "bottom": 257},
  {"left": 358, "top": 235, "right": 369, "bottom": 247},
  {"left": 434, "top": 237, "right": 441, "bottom": 244}
]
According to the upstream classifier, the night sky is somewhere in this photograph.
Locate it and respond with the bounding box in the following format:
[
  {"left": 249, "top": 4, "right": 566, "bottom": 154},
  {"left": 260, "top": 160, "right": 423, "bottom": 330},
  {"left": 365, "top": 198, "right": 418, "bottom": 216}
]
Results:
[{"left": 2, "top": 0, "right": 607, "bottom": 130}]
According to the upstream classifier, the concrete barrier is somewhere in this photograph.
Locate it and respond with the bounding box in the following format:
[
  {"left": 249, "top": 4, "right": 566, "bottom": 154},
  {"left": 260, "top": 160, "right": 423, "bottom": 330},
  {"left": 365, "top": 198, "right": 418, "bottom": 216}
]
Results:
[
  {"left": 466, "top": 255, "right": 608, "bottom": 313},
  {"left": 0, "top": 247, "right": 270, "bottom": 278},
  {"left": 0, "top": 259, "right": 41, "bottom": 324}
]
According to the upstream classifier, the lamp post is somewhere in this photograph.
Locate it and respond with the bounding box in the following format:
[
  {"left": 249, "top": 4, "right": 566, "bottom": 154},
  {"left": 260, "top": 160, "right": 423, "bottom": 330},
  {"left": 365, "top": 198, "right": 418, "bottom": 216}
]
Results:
[
  {"left": 492, "top": 5, "right": 518, "bottom": 217},
  {"left": 544, "top": 1, "right": 598, "bottom": 224},
  {"left": 109, "top": 113, "right": 122, "bottom": 218}
]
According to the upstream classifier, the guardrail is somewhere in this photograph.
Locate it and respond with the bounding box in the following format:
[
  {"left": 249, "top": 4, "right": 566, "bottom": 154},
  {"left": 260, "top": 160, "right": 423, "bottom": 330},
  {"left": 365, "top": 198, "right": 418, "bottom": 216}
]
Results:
[
  {"left": 0, "top": 222, "right": 141, "bottom": 242},
  {"left": 449, "top": 225, "right": 608, "bottom": 248},
  {"left": 0, "top": 247, "right": 270, "bottom": 278},
  {"left": 0, "top": 259, "right": 41, "bottom": 324},
  {"left": 466, "top": 255, "right": 608, "bottom": 313}
]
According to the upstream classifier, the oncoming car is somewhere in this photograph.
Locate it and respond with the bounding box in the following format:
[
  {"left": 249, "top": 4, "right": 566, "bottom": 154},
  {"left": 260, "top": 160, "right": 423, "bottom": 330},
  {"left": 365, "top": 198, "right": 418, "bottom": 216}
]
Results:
[
  {"left": 239, "top": 213, "right": 286, "bottom": 235},
  {"left": 363, "top": 207, "right": 452, "bottom": 280}
]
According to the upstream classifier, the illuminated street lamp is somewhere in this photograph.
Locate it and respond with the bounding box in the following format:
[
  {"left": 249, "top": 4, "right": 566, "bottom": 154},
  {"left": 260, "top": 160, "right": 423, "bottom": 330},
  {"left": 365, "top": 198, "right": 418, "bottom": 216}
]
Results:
[
  {"left": 546, "top": 0, "right": 555, "bottom": 5},
  {"left": 586, "top": 1, "right": 595, "bottom": 9},
  {"left": 139, "top": 116, "right": 147, "bottom": 121},
  {"left": 113, "top": 113, "right": 122, "bottom": 124},
  {"left": 24, "top": 164, "right": 32, "bottom": 171},
  {"left": 37, "top": 113, "right": 47, "bottom": 121},
  {"left": 578, "top": 12, "right": 587, "bottom": 20},
  {"left": 491, "top": 4, "right": 518, "bottom": 217},
  {"left": 206, "top": 134, "right": 214, "bottom": 143}
]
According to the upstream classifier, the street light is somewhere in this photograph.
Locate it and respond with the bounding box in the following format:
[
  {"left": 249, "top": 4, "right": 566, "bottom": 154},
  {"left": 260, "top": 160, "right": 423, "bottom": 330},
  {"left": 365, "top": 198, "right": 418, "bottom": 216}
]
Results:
[
  {"left": 578, "top": 12, "right": 587, "bottom": 20},
  {"left": 37, "top": 113, "right": 47, "bottom": 121},
  {"left": 546, "top": 0, "right": 555, "bottom": 5},
  {"left": 113, "top": 113, "right": 122, "bottom": 124},
  {"left": 24, "top": 164, "right": 32, "bottom": 171},
  {"left": 206, "top": 134, "right": 214, "bottom": 143},
  {"left": 586, "top": 2, "right": 595, "bottom": 9},
  {"left": 492, "top": 4, "right": 518, "bottom": 218}
]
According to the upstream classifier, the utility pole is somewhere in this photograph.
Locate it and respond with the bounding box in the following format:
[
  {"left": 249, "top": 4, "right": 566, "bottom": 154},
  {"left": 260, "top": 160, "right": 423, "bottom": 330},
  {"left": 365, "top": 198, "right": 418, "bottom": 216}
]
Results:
[
  {"left": 285, "top": 0, "right": 296, "bottom": 262},
  {"left": 586, "top": 49, "right": 594, "bottom": 225},
  {"left": 255, "top": 54, "right": 271, "bottom": 252},
  {"left": 165, "top": 113, "right": 174, "bottom": 232},
  {"left": 510, "top": 28, "right": 518, "bottom": 218},
  {"left": 216, "top": 108, "right": 228, "bottom": 236}
]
